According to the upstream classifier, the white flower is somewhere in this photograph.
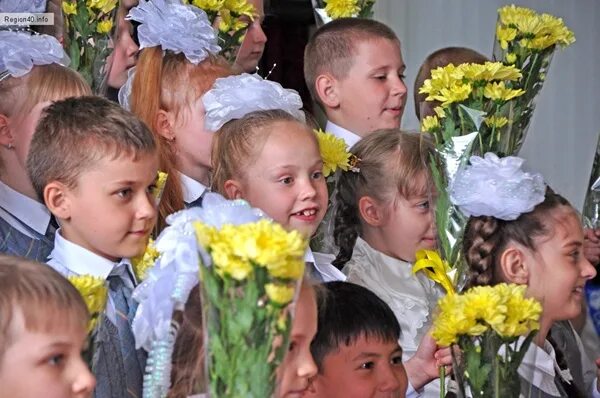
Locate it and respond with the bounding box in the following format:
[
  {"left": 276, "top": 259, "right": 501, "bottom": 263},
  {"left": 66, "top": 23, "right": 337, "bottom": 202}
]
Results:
[
  {"left": 0, "top": 31, "right": 68, "bottom": 78},
  {"left": 449, "top": 153, "right": 546, "bottom": 220},
  {"left": 202, "top": 73, "right": 305, "bottom": 131},
  {"left": 127, "top": 0, "right": 220, "bottom": 64}
]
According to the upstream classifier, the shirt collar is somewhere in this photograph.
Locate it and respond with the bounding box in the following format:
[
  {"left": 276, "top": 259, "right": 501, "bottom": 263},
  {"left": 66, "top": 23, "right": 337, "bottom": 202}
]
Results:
[
  {"left": 0, "top": 180, "right": 51, "bottom": 234},
  {"left": 180, "top": 172, "right": 208, "bottom": 205},
  {"left": 49, "top": 229, "right": 136, "bottom": 283},
  {"left": 325, "top": 120, "right": 361, "bottom": 148},
  {"left": 517, "top": 338, "right": 571, "bottom": 396}
]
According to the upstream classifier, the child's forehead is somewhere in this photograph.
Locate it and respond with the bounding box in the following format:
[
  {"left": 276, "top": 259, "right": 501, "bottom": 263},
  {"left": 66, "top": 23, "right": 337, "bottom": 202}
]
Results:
[{"left": 7, "top": 303, "right": 86, "bottom": 342}]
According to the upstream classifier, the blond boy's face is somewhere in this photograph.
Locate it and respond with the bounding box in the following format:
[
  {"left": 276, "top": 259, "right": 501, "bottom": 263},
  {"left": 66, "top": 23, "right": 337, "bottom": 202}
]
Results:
[
  {"left": 333, "top": 38, "right": 407, "bottom": 136},
  {"left": 59, "top": 151, "right": 159, "bottom": 261},
  {"left": 231, "top": 121, "right": 328, "bottom": 238},
  {"left": 307, "top": 336, "right": 408, "bottom": 398},
  {"left": 0, "top": 310, "right": 95, "bottom": 398}
]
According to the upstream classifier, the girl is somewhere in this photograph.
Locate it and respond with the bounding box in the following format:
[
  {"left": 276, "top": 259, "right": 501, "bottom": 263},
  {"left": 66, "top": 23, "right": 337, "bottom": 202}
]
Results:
[
  {"left": 458, "top": 154, "right": 599, "bottom": 397},
  {"left": 332, "top": 129, "right": 443, "bottom": 360},
  {"left": 0, "top": 31, "right": 91, "bottom": 261},
  {"left": 124, "top": 0, "right": 233, "bottom": 231}
]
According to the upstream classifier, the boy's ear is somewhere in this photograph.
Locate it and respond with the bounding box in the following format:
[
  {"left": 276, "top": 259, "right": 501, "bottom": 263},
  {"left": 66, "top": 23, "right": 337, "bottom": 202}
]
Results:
[
  {"left": 358, "top": 196, "right": 385, "bottom": 227},
  {"left": 498, "top": 245, "right": 529, "bottom": 284},
  {"left": 223, "top": 179, "right": 244, "bottom": 200},
  {"left": 0, "top": 113, "right": 13, "bottom": 147},
  {"left": 314, "top": 74, "right": 340, "bottom": 109},
  {"left": 154, "top": 109, "right": 176, "bottom": 141},
  {"left": 44, "top": 181, "right": 72, "bottom": 220}
]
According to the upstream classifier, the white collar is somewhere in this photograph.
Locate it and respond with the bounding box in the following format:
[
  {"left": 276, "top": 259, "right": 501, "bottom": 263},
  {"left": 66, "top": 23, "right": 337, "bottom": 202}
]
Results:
[
  {"left": 180, "top": 172, "right": 208, "bottom": 205},
  {"left": 0, "top": 180, "right": 51, "bottom": 234},
  {"left": 325, "top": 120, "right": 361, "bottom": 148},
  {"left": 517, "top": 338, "right": 572, "bottom": 396},
  {"left": 48, "top": 229, "right": 136, "bottom": 283},
  {"left": 304, "top": 248, "right": 346, "bottom": 282}
]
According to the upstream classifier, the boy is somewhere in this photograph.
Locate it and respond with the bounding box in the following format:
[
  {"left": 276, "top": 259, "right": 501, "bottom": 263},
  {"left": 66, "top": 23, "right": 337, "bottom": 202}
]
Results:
[
  {"left": 0, "top": 255, "right": 96, "bottom": 398},
  {"left": 304, "top": 18, "right": 407, "bottom": 147},
  {"left": 306, "top": 281, "right": 450, "bottom": 398},
  {"left": 27, "top": 96, "right": 159, "bottom": 398}
]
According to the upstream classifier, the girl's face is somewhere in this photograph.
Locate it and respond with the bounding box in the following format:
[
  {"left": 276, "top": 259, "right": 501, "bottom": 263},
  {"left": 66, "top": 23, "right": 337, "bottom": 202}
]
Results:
[
  {"left": 276, "top": 285, "right": 318, "bottom": 398},
  {"left": 229, "top": 121, "right": 328, "bottom": 238},
  {"left": 519, "top": 208, "right": 596, "bottom": 324},
  {"left": 173, "top": 97, "right": 213, "bottom": 184},
  {"left": 234, "top": 0, "right": 267, "bottom": 73}
]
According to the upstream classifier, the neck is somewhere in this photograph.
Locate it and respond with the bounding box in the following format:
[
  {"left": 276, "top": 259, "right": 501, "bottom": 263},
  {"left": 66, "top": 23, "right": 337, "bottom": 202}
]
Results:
[
  {"left": 0, "top": 167, "right": 39, "bottom": 200},
  {"left": 327, "top": 113, "right": 363, "bottom": 137},
  {"left": 178, "top": 164, "right": 210, "bottom": 187},
  {"left": 533, "top": 316, "right": 553, "bottom": 347},
  {"left": 361, "top": 226, "right": 413, "bottom": 263}
]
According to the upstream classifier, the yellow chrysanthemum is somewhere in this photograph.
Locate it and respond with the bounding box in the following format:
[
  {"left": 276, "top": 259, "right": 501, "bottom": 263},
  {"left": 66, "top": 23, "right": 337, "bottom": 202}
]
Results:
[
  {"left": 483, "top": 81, "right": 525, "bottom": 101},
  {"left": 420, "top": 116, "right": 440, "bottom": 132},
  {"left": 86, "top": 0, "right": 117, "bottom": 14},
  {"left": 68, "top": 275, "right": 108, "bottom": 333},
  {"left": 192, "top": 0, "right": 225, "bottom": 11},
  {"left": 96, "top": 19, "right": 113, "bottom": 34},
  {"left": 484, "top": 115, "right": 509, "bottom": 129},
  {"left": 62, "top": 1, "right": 77, "bottom": 15},
  {"left": 131, "top": 239, "right": 160, "bottom": 281},
  {"left": 481, "top": 62, "right": 522, "bottom": 81},
  {"left": 433, "top": 106, "right": 446, "bottom": 119},
  {"left": 324, "top": 0, "right": 360, "bottom": 19},
  {"left": 314, "top": 129, "right": 351, "bottom": 177},
  {"left": 265, "top": 283, "right": 295, "bottom": 305},
  {"left": 431, "top": 83, "right": 472, "bottom": 107},
  {"left": 505, "top": 53, "right": 517, "bottom": 64},
  {"left": 496, "top": 25, "right": 517, "bottom": 50},
  {"left": 224, "top": 0, "right": 255, "bottom": 18}
]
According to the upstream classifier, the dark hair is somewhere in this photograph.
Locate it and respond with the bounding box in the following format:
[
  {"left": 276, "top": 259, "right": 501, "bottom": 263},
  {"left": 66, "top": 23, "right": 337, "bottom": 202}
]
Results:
[
  {"left": 462, "top": 188, "right": 571, "bottom": 290},
  {"left": 310, "top": 281, "right": 401, "bottom": 371},
  {"left": 27, "top": 96, "right": 157, "bottom": 201},
  {"left": 304, "top": 18, "right": 399, "bottom": 107},
  {"left": 332, "top": 130, "right": 433, "bottom": 268}
]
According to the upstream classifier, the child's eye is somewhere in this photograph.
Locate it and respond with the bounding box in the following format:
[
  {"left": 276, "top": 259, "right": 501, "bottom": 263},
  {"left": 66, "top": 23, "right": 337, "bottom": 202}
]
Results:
[
  {"left": 398, "top": 73, "right": 406, "bottom": 81},
  {"left": 311, "top": 171, "right": 323, "bottom": 180},
  {"left": 391, "top": 355, "right": 403, "bottom": 365},
  {"left": 360, "top": 361, "right": 375, "bottom": 370},
  {"left": 374, "top": 75, "right": 386, "bottom": 80},
  {"left": 47, "top": 353, "right": 65, "bottom": 367},
  {"left": 288, "top": 340, "right": 297, "bottom": 352},
  {"left": 570, "top": 250, "right": 580, "bottom": 261},
  {"left": 417, "top": 201, "right": 429, "bottom": 209},
  {"left": 116, "top": 188, "right": 132, "bottom": 198},
  {"left": 147, "top": 183, "right": 158, "bottom": 195},
  {"left": 279, "top": 177, "right": 293, "bottom": 185}
]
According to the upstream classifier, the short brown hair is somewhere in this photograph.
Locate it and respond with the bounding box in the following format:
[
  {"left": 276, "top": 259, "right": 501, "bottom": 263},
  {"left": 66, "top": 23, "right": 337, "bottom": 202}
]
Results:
[
  {"left": 0, "top": 255, "right": 89, "bottom": 363},
  {"left": 304, "top": 18, "right": 399, "bottom": 106},
  {"left": 414, "top": 47, "right": 488, "bottom": 120},
  {"left": 27, "top": 96, "right": 157, "bottom": 201},
  {"left": 211, "top": 109, "right": 312, "bottom": 194}
]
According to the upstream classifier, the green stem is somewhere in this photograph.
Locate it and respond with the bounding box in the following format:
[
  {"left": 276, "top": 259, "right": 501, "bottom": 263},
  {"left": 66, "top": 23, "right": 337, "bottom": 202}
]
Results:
[
  {"left": 494, "top": 353, "right": 500, "bottom": 398},
  {"left": 439, "top": 366, "right": 446, "bottom": 398}
]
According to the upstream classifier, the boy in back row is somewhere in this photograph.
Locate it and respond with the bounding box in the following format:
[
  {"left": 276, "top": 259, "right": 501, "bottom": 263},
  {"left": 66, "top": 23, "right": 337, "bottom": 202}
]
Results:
[
  {"left": 26, "top": 96, "right": 159, "bottom": 397},
  {"left": 304, "top": 18, "right": 408, "bottom": 147}
]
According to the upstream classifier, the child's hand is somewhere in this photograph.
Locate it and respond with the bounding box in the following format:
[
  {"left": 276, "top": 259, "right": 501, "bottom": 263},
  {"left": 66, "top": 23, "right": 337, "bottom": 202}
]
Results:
[
  {"left": 404, "top": 333, "right": 453, "bottom": 391},
  {"left": 584, "top": 228, "right": 600, "bottom": 266}
]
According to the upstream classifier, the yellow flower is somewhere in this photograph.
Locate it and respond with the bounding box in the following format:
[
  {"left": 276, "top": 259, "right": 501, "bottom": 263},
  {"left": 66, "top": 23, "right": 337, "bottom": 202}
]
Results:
[
  {"left": 131, "top": 239, "right": 160, "bottom": 281},
  {"left": 505, "top": 53, "right": 517, "bottom": 64},
  {"left": 151, "top": 171, "right": 168, "bottom": 201},
  {"left": 481, "top": 62, "right": 522, "bottom": 81},
  {"left": 314, "top": 129, "right": 352, "bottom": 177},
  {"left": 484, "top": 115, "right": 509, "bottom": 129},
  {"left": 96, "top": 19, "right": 113, "bottom": 34},
  {"left": 324, "top": 0, "right": 360, "bottom": 19},
  {"left": 62, "top": 1, "right": 78, "bottom": 15},
  {"left": 496, "top": 25, "right": 517, "bottom": 50},
  {"left": 68, "top": 275, "right": 108, "bottom": 333},
  {"left": 433, "top": 106, "right": 446, "bottom": 119},
  {"left": 420, "top": 116, "right": 440, "bottom": 132},
  {"left": 413, "top": 249, "right": 455, "bottom": 295},
  {"left": 483, "top": 81, "right": 525, "bottom": 101},
  {"left": 265, "top": 283, "right": 295, "bottom": 305},
  {"left": 192, "top": 0, "right": 225, "bottom": 11},
  {"left": 431, "top": 83, "right": 472, "bottom": 107},
  {"left": 86, "top": 0, "right": 118, "bottom": 14},
  {"left": 224, "top": 0, "right": 255, "bottom": 18}
]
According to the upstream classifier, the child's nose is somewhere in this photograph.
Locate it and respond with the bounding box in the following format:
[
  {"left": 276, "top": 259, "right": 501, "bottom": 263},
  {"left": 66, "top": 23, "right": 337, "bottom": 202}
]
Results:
[
  {"left": 297, "top": 353, "right": 318, "bottom": 380},
  {"left": 299, "top": 179, "right": 317, "bottom": 200},
  {"left": 252, "top": 22, "right": 267, "bottom": 44},
  {"left": 138, "top": 192, "right": 158, "bottom": 219},
  {"left": 581, "top": 256, "right": 597, "bottom": 280},
  {"left": 71, "top": 359, "right": 96, "bottom": 397}
]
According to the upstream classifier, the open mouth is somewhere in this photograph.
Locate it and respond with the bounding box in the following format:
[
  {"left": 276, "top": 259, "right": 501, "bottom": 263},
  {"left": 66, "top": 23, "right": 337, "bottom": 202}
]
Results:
[{"left": 291, "top": 208, "right": 319, "bottom": 221}]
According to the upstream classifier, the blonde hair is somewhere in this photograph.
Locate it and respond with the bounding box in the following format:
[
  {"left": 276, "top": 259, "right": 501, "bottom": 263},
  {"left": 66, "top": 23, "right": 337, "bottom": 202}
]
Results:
[
  {"left": 130, "top": 48, "right": 233, "bottom": 232},
  {"left": 0, "top": 255, "right": 89, "bottom": 363},
  {"left": 303, "top": 18, "right": 399, "bottom": 106},
  {"left": 333, "top": 130, "right": 433, "bottom": 267},
  {"left": 211, "top": 109, "right": 311, "bottom": 195}
]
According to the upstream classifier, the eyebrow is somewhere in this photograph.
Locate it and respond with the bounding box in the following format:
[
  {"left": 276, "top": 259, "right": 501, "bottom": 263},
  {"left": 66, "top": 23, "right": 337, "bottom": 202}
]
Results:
[{"left": 562, "top": 240, "right": 582, "bottom": 248}]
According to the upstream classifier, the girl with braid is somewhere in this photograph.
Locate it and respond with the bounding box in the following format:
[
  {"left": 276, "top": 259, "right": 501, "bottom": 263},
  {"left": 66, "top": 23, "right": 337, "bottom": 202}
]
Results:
[
  {"left": 454, "top": 153, "right": 600, "bottom": 397},
  {"left": 332, "top": 130, "right": 445, "bottom": 366}
]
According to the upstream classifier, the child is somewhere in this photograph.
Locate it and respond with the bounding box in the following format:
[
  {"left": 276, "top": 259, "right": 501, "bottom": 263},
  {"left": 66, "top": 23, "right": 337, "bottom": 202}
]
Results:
[
  {"left": 26, "top": 96, "right": 158, "bottom": 398},
  {"left": 306, "top": 281, "right": 451, "bottom": 398},
  {"left": 0, "top": 254, "right": 96, "bottom": 397},
  {"left": 211, "top": 107, "right": 345, "bottom": 282},
  {"left": 303, "top": 18, "right": 407, "bottom": 147},
  {"left": 413, "top": 47, "right": 487, "bottom": 121},
  {"left": 457, "top": 153, "right": 600, "bottom": 397},
  {"left": 124, "top": 0, "right": 232, "bottom": 231},
  {"left": 276, "top": 280, "right": 319, "bottom": 397},
  {"left": 233, "top": 0, "right": 267, "bottom": 73},
  {"left": 333, "top": 129, "right": 443, "bottom": 360},
  {"left": 0, "top": 30, "right": 91, "bottom": 261}
]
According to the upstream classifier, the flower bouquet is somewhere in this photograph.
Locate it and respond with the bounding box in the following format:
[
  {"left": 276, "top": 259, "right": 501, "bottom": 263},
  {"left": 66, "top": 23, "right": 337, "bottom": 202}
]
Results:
[
  {"left": 311, "top": 0, "right": 376, "bottom": 27},
  {"left": 195, "top": 217, "right": 307, "bottom": 397},
  {"left": 184, "top": 0, "right": 255, "bottom": 63},
  {"left": 61, "top": 0, "right": 118, "bottom": 93},
  {"left": 493, "top": 5, "right": 575, "bottom": 156},
  {"left": 432, "top": 283, "right": 542, "bottom": 397}
]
